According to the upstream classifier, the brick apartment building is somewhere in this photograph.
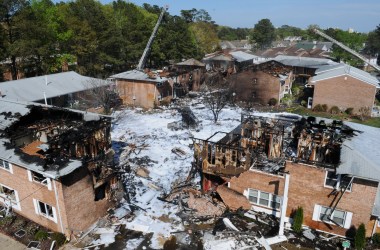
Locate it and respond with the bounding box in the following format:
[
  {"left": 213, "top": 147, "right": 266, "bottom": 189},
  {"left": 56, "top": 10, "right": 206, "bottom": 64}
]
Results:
[
  {"left": 231, "top": 61, "right": 294, "bottom": 105},
  {"left": 192, "top": 115, "right": 380, "bottom": 237},
  {"left": 0, "top": 99, "right": 121, "bottom": 236},
  {"left": 309, "top": 64, "right": 380, "bottom": 115}
]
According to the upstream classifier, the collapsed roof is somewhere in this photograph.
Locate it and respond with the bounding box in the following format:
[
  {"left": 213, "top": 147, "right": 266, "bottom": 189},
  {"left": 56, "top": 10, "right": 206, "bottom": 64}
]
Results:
[{"left": 0, "top": 99, "right": 111, "bottom": 179}]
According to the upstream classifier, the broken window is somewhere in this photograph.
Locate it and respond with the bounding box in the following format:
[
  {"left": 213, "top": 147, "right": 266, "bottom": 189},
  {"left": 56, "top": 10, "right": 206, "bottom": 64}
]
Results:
[
  {"left": 0, "top": 184, "right": 17, "bottom": 203},
  {"left": 33, "top": 199, "right": 57, "bottom": 222},
  {"left": 324, "top": 171, "right": 352, "bottom": 191},
  {"left": 325, "top": 171, "right": 338, "bottom": 187},
  {"left": 0, "top": 159, "right": 12, "bottom": 172},
  {"left": 248, "top": 188, "right": 282, "bottom": 210}
]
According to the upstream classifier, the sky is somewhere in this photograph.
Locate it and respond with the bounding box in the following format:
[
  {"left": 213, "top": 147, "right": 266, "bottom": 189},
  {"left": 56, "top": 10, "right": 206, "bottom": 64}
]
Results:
[{"left": 94, "top": 0, "right": 380, "bottom": 33}]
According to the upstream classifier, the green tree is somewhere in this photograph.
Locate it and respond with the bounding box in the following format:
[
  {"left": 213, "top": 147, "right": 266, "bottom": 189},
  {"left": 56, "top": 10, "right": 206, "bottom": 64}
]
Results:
[
  {"left": 251, "top": 18, "right": 276, "bottom": 50},
  {"left": 364, "top": 25, "right": 380, "bottom": 64},
  {"left": 189, "top": 21, "right": 219, "bottom": 55},
  {"left": 292, "top": 207, "right": 304, "bottom": 233},
  {"left": 0, "top": 0, "right": 28, "bottom": 79}
]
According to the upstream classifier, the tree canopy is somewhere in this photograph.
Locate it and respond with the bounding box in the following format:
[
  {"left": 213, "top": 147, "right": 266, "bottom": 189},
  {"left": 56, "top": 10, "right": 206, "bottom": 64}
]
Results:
[
  {"left": 251, "top": 18, "right": 276, "bottom": 50},
  {"left": 0, "top": 0, "right": 218, "bottom": 79}
]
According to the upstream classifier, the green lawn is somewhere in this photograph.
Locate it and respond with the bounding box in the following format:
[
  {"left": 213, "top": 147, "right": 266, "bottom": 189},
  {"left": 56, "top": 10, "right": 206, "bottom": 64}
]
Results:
[{"left": 286, "top": 106, "right": 380, "bottom": 128}]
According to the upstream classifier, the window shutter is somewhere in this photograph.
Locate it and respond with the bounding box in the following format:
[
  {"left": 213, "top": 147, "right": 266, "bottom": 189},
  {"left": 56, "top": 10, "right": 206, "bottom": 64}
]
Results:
[
  {"left": 27, "top": 170, "right": 33, "bottom": 182},
  {"left": 13, "top": 190, "right": 20, "bottom": 211},
  {"left": 32, "top": 199, "right": 39, "bottom": 215},
  {"left": 243, "top": 189, "right": 248, "bottom": 197},
  {"left": 312, "top": 204, "right": 320, "bottom": 221},
  {"left": 344, "top": 212, "right": 353, "bottom": 229}
]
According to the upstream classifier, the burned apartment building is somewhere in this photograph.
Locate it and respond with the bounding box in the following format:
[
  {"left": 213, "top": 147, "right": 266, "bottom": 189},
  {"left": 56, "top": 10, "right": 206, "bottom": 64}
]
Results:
[
  {"left": 0, "top": 99, "right": 121, "bottom": 236},
  {"left": 172, "top": 59, "right": 206, "bottom": 95},
  {"left": 110, "top": 70, "right": 172, "bottom": 109},
  {"left": 192, "top": 114, "right": 380, "bottom": 237},
  {"left": 231, "top": 60, "right": 294, "bottom": 105}
]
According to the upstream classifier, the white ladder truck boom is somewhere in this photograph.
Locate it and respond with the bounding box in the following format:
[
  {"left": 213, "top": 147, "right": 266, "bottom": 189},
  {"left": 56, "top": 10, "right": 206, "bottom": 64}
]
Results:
[
  {"left": 313, "top": 28, "right": 380, "bottom": 72},
  {"left": 136, "top": 5, "right": 168, "bottom": 71}
]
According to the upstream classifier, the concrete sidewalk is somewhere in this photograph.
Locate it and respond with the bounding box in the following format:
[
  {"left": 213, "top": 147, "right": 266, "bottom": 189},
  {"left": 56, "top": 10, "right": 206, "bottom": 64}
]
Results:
[{"left": 0, "top": 233, "right": 26, "bottom": 250}]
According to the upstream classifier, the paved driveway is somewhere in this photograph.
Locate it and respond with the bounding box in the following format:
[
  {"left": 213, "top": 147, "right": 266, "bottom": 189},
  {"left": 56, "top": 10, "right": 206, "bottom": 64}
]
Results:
[{"left": 0, "top": 233, "right": 26, "bottom": 250}]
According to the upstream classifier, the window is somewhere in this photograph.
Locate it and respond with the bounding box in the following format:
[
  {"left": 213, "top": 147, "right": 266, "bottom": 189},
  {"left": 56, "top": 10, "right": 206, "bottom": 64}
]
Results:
[
  {"left": 0, "top": 159, "right": 12, "bottom": 173},
  {"left": 27, "top": 171, "right": 52, "bottom": 190},
  {"left": 248, "top": 188, "right": 282, "bottom": 210},
  {"left": 0, "top": 184, "right": 20, "bottom": 210},
  {"left": 33, "top": 199, "right": 56, "bottom": 222},
  {"left": 313, "top": 204, "right": 352, "bottom": 229},
  {"left": 324, "top": 171, "right": 352, "bottom": 191},
  {"left": 325, "top": 171, "right": 338, "bottom": 187}
]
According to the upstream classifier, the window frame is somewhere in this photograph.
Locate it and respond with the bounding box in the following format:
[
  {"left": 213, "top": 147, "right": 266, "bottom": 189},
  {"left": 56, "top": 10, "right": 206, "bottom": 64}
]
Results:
[
  {"left": 33, "top": 199, "right": 57, "bottom": 223},
  {"left": 324, "top": 171, "right": 352, "bottom": 192},
  {"left": 313, "top": 204, "right": 352, "bottom": 229},
  {"left": 248, "top": 188, "right": 282, "bottom": 210},
  {"left": 27, "top": 170, "right": 52, "bottom": 190},
  {"left": 0, "top": 183, "right": 20, "bottom": 210},
  {"left": 0, "top": 159, "right": 13, "bottom": 173}
]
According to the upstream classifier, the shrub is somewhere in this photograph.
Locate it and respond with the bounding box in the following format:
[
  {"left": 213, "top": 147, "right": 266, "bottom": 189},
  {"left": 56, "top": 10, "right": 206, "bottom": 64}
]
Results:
[
  {"left": 373, "top": 233, "right": 380, "bottom": 246},
  {"left": 313, "top": 104, "right": 323, "bottom": 112},
  {"left": 300, "top": 100, "right": 307, "bottom": 107},
  {"left": 355, "top": 223, "right": 366, "bottom": 250},
  {"left": 345, "top": 107, "right": 354, "bottom": 115},
  {"left": 292, "top": 206, "right": 303, "bottom": 233},
  {"left": 358, "top": 107, "right": 371, "bottom": 121},
  {"left": 268, "top": 98, "right": 278, "bottom": 106},
  {"left": 51, "top": 232, "right": 66, "bottom": 247},
  {"left": 35, "top": 230, "right": 49, "bottom": 241},
  {"left": 330, "top": 106, "right": 341, "bottom": 114},
  {"left": 321, "top": 104, "right": 328, "bottom": 112}
]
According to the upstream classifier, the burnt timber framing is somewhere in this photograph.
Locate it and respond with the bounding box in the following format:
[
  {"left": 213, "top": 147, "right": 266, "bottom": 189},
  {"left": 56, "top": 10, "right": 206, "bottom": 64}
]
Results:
[{"left": 0, "top": 99, "right": 121, "bottom": 235}]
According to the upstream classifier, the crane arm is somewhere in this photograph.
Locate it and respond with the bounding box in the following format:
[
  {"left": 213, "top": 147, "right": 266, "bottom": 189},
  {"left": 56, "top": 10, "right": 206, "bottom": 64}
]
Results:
[
  {"left": 136, "top": 5, "right": 168, "bottom": 71},
  {"left": 313, "top": 28, "right": 380, "bottom": 72}
]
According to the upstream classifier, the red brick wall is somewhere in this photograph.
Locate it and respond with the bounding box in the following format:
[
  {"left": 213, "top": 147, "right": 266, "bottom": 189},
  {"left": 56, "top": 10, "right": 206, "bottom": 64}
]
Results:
[
  {"left": 0, "top": 164, "right": 63, "bottom": 232},
  {"left": 61, "top": 174, "right": 113, "bottom": 233},
  {"left": 232, "top": 70, "right": 281, "bottom": 105},
  {"left": 312, "top": 75, "right": 377, "bottom": 113},
  {"left": 229, "top": 162, "right": 378, "bottom": 236}
]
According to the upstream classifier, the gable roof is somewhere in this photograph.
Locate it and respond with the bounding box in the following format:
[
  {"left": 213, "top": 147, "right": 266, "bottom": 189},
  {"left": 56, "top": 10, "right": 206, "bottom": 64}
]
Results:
[
  {"left": 0, "top": 71, "right": 104, "bottom": 102},
  {"left": 311, "top": 64, "right": 380, "bottom": 87},
  {"left": 335, "top": 122, "right": 380, "bottom": 216},
  {"left": 229, "top": 51, "right": 258, "bottom": 62},
  {"left": 110, "top": 70, "right": 168, "bottom": 83},
  {"left": 176, "top": 58, "right": 205, "bottom": 67},
  {"left": 274, "top": 55, "right": 337, "bottom": 68}
]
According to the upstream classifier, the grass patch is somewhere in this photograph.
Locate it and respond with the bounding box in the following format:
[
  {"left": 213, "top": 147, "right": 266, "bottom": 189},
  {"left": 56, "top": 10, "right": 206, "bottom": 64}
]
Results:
[{"left": 288, "top": 106, "right": 380, "bottom": 128}]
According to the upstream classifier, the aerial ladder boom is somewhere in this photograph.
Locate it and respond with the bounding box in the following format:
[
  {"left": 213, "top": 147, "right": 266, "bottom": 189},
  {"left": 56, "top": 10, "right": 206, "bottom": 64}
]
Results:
[
  {"left": 313, "top": 28, "right": 380, "bottom": 71},
  {"left": 136, "top": 5, "right": 168, "bottom": 71}
]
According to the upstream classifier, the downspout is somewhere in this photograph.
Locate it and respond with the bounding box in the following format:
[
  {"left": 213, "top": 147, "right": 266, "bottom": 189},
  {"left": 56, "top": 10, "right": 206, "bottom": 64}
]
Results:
[
  {"left": 53, "top": 180, "right": 65, "bottom": 233},
  {"left": 371, "top": 217, "right": 378, "bottom": 238},
  {"left": 279, "top": 173, "right": 290, "bottom": 236}
]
